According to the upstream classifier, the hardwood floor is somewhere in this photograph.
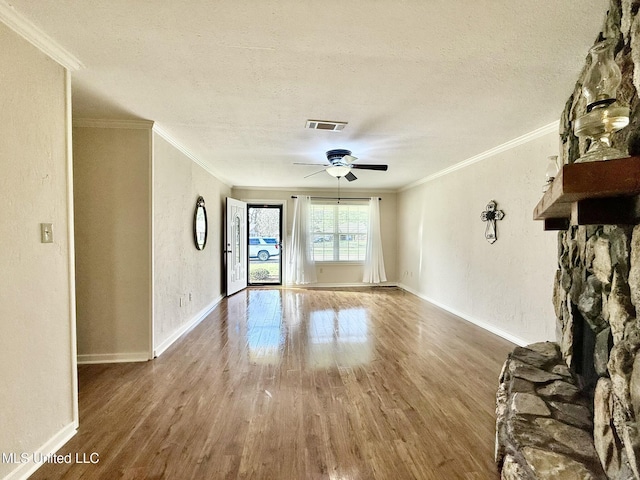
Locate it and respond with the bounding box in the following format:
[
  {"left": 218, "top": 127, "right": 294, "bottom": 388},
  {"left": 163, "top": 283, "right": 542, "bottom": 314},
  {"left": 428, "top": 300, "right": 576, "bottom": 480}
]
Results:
[{"left": 30, "top": 287, "right": 515, "bottom": 479}]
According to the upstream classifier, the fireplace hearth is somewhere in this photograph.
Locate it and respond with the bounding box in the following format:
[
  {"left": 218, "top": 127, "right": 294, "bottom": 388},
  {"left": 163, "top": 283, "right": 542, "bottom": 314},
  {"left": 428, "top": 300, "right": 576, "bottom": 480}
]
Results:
[{"left": 496, "top": 342, "right": 605, "bottom": 478}]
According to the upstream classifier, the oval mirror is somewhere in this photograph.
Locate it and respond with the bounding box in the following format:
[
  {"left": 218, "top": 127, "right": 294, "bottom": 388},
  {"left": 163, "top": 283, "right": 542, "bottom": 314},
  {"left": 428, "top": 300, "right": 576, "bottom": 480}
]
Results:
[{"left": 194, "top": 196, "right": 208, "bottom": 250}]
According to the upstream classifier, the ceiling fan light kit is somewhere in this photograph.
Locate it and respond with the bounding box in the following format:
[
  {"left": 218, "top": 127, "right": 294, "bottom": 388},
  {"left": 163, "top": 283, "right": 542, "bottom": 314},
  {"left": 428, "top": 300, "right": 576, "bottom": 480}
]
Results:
[
  {"left": 295, "top": 149, "right": 389, "bottom": 182},
  {"left": 326, "top": 165, "right": 351, "bottom": 178}
]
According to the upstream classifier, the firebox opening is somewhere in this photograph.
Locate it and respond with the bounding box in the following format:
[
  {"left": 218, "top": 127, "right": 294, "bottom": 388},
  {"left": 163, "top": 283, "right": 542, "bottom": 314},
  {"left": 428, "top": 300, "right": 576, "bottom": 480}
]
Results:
[{"left": 570, "top": 305, "right": 599, "bottom": 397}]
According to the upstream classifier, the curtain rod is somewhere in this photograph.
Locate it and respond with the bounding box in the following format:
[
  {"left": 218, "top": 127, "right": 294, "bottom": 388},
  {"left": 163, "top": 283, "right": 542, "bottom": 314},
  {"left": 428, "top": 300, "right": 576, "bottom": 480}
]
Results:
[{"left": 291, "top": 195, "right": 381, "bottom": 200}]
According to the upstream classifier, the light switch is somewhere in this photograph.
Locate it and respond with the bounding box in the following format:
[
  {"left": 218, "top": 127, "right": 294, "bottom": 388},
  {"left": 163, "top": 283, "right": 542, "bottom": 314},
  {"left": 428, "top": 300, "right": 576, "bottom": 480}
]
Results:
[{"left": 41, "top": 223, "right": 53, "bottom": 243}]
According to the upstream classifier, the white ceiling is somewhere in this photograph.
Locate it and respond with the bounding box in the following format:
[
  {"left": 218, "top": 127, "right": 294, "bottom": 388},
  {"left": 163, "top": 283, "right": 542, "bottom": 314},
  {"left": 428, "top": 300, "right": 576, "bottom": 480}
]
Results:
[{"left": 6, "top": 1, "right": 607, "bottom": 190}]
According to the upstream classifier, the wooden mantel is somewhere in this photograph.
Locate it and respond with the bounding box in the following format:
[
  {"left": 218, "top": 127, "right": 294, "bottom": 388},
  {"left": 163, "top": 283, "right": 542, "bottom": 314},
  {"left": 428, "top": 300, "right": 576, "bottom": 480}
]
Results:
[{"left": 533, "top": 156, "right": 640, "bottom": 230}]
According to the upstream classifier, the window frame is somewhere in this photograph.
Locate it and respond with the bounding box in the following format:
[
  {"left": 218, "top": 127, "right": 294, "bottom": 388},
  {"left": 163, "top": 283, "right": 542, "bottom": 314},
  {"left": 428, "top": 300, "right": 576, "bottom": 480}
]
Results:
[{"left": 309, "top": 201, "right": 369, "bottom": 263}]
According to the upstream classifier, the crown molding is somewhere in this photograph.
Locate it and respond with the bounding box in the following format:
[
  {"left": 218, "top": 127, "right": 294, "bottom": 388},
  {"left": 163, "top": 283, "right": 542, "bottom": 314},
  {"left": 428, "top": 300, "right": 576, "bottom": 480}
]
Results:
[
  {"left": 152, "top": 124, "right": 233, "bottom": 188},
  {"left": 0, "top": 0, "right": 83, "bottom": 70},
  {"left": 400, "top": 121, "right": 560, "bottom": 192},
  {"left": 71, "top": 119, "right": 233, "bottom": 187},
  {"left": 73, "top": 118, "right": 154, "bottom": 129}
]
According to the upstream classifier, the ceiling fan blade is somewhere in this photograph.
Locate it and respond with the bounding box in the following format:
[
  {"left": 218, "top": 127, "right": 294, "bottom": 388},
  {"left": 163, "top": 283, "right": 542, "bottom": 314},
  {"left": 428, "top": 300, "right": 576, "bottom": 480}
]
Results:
[
  {"left": 343, "top": 154, "right": 358, "bottom": 164},
  {"left": 294, "top": 162, "right": 329, "bottom": 166},
  {"left": 345, "top": 171, "right": 358, "bottom": 182},
  {"left": 304, "top": 169, "right": 327, "bottom": 178},
  {"left": 351, "top": 164, "right": 388, "bottom": 171}
]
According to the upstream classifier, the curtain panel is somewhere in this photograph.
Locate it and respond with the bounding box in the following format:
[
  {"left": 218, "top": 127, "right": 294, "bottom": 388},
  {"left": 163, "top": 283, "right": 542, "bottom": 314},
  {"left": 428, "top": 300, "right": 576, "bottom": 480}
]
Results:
[
  {"left": 362, "top": 197, "right": 387, "bottom": 283},
  {"left": 286, "top": 196, "right": 317, "bottom": 285}
]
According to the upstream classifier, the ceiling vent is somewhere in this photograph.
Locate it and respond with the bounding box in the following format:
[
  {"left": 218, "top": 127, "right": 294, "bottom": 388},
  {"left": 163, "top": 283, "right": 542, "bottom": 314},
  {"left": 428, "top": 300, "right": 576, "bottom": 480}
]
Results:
[{"left": 305, "top": 120, "right": 347, "bottom": 132}]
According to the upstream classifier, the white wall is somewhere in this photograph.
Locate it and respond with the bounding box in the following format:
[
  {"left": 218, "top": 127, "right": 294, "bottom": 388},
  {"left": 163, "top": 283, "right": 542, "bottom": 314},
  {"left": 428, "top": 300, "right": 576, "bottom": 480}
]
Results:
[
  {"left": 73, "top": 124, "right": 152, "bottom": 362},
  {"left": 0, "top": 23, "right": 77, "bottom": 479},
  {"left": 397, "top": 131, "right": 558, "bottom": 345},
  {"left": 153, "top": 133, "right": 231, "bottom": 354},
  {"left": 72, "top": 126, "right": 231, "bottom": 361},
  {"left": 231, "top": 188, "right": 397, "bottom": 285}
]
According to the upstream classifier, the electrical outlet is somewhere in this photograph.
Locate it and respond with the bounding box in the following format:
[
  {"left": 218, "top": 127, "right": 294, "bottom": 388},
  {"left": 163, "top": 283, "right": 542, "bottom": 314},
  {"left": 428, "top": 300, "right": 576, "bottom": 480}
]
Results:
[
  {"left": 40, "top": 223, "right": 53, "bottom": 243},
  {"left": 179, "top": 297, "right": 184, "bottom": 307},
  {"left": 189, "top": 292, "right": 192, "bottom": 301}
]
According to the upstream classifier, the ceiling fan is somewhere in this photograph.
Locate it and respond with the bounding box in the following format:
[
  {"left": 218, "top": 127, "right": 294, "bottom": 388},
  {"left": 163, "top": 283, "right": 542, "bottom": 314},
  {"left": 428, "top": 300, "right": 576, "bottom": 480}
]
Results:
[{"left": 295, "top": 149, "right": 388, "bottom": 182}]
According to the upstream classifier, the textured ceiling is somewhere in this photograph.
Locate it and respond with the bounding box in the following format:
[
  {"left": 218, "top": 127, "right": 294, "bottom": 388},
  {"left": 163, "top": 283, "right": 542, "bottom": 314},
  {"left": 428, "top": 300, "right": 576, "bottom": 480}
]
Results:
[{"left": 6, "top": 1, "right": 608, "bottom": 190}]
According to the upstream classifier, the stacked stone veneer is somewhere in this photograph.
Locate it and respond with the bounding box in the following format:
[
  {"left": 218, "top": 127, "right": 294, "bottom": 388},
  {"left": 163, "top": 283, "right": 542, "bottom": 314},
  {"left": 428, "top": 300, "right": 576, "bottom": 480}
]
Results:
[
  {"left": 556, "top": 226, "right": 640, "bottom": 479},
  {"left": 498, "top": 227, "right": 640, "bottom": 478},
  {"left": 496, "top": 342, "right": 605, "bottom": 478},
  {"left": 497, "top": 1, "right": 640, "bottom": 478}
]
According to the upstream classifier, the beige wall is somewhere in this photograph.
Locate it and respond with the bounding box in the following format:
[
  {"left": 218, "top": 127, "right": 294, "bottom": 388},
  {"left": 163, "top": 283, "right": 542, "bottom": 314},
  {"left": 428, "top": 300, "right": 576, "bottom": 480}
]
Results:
[
  {"left": 231, "top": 188, "right": 397, "bottom": 285},
  {"left": 73, "top": 125, "right": 152, "bottom": 361},
  {"left": 153, "top": 133, "right": 230, "bottom": 352},
  {"left": 0, "top": 23, "right": 77, "bottom": 478},
  {"left": 397, "top": 132, "right": 558, "bottom": 345}
]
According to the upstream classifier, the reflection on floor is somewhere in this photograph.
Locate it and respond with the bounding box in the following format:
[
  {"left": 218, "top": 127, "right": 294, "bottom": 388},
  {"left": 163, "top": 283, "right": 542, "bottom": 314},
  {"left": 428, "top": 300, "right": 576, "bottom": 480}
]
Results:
[{"left": 244, "top": 289, "right": 372, "bottom": 367}]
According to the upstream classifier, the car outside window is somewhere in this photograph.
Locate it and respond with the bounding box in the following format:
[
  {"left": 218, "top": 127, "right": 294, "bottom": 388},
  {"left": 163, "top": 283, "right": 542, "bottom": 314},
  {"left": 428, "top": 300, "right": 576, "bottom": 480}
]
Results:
[{"left": 249, "top": 237, "right": 280, "bottom": 261}]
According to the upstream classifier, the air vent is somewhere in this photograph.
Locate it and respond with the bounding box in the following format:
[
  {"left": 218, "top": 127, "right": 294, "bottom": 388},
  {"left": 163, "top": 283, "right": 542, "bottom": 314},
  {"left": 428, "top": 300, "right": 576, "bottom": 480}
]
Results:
[{"left": 305, "top": 120, "right": 347, "bottom": 132}]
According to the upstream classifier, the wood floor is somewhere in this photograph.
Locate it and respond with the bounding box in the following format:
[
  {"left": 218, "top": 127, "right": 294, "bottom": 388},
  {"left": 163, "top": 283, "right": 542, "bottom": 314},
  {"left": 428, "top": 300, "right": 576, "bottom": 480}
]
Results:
[{"left": 30, "top": 287, "right": 515, "bottom": 480}]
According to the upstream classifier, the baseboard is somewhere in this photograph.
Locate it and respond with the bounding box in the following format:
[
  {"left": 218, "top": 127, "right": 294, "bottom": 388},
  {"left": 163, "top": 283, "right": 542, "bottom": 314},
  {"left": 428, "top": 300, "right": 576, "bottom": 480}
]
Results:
[
  {"left": 153, "top": 295, "right": 223, "bottom": 358},
  {"left": 292, "top": 282, "right": 398, "bottom": 289},
  {"left": 4, "top": 421, "right": 77, "bottom": 480},
  {"left": 398, "top": 283, "right": 529, "bottom": 347},
  {"left": 77, "top": 352, "right": 150, "bottom": 364}
]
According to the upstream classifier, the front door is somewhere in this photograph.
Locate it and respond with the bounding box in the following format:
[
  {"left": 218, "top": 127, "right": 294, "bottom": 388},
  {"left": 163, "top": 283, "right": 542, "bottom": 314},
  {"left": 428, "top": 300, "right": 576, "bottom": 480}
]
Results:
[
  {"left": 226, "top": 197, "right": 247, "bottom": 296},
  {"left": 248, "top": 204, "right": 283, "bottom": 285}
]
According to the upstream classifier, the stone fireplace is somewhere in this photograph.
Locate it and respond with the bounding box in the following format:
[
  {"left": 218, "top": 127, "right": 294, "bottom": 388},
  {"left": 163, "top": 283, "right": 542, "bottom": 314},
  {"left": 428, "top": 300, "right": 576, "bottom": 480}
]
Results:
[
  {"left": 556, "top": 225, "right": 639, "bottom": 478},
  {"left": 496, "top": 226, "right": 640, "bottom": 479},
  {"left": 496, "top": 1, "right": 640, "bottom": 478}
]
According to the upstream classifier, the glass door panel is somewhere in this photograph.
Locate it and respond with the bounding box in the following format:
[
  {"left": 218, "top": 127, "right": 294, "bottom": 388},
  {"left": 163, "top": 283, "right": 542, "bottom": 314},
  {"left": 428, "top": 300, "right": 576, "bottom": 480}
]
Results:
[{"left": 248, "top": 204, "right": 282, "bottom": 285}]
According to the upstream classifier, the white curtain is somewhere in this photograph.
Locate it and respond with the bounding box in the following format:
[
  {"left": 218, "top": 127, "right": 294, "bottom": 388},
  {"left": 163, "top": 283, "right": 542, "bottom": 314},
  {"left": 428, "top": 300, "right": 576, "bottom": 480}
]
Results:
[
  {"left": 363, "top": 197, "right": 387, "bottom": 284},
  {"left": 286, "top": 196, "right": 317, "bottom": 285}
]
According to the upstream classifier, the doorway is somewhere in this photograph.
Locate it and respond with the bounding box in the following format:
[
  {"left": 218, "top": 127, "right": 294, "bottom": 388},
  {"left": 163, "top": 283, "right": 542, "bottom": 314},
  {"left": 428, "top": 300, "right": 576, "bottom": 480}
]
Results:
[{"left": 248, "top": 204, "right": 283, "bottom": 285}]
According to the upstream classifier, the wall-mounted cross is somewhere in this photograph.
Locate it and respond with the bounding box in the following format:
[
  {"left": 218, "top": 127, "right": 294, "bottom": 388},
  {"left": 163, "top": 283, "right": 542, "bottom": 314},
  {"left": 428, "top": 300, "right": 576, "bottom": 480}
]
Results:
[{"left": 480, "top": 200, "right": 505, "bottom": 244}]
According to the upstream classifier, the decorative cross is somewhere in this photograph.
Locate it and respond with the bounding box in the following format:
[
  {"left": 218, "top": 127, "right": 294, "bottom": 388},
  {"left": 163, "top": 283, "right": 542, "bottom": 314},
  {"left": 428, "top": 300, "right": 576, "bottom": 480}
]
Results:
[{"left": 480, "top": 200, "right": 505, "bottom": 244}]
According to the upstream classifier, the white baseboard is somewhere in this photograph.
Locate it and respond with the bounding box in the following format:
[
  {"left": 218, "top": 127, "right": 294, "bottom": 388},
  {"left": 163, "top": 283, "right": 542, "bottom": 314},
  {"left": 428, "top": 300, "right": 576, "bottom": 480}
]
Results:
[
  {"left": 153, "top": 295, "right": 223, "bottom": 358},
  {"left": 77, "top": 352, "right": 149, "bottom": 364},
  {"left": 4, "top": 422, "right": 77, "bottom": 480},
  {"left": 291, "top": 282, "right": 398, "bottom": 289},
  {"left": 398, "top": 283, "right": 529, "bottom": 347}
]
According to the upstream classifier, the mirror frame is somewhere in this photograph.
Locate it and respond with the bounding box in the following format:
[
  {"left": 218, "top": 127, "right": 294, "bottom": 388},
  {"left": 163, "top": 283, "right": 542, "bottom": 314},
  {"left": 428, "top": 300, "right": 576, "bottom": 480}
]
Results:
[{"left": 194, "top": 196, "right": 208, "bottom": 250}]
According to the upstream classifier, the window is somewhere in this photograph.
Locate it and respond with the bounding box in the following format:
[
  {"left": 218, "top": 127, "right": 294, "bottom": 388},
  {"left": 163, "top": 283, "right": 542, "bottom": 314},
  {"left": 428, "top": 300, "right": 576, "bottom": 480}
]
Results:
[{"left": 310, "top": 202, "right": 368, "bottom": 262}]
